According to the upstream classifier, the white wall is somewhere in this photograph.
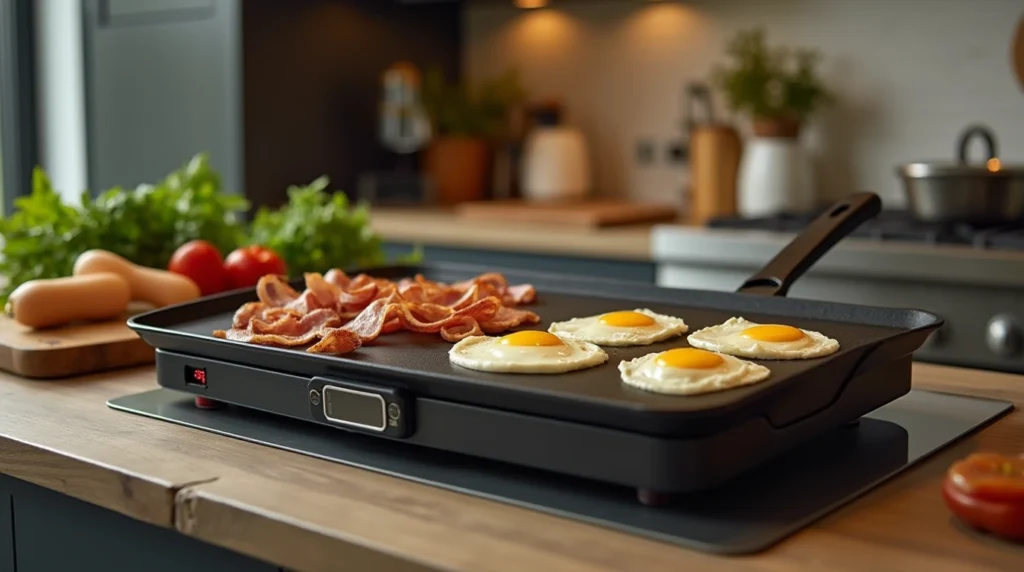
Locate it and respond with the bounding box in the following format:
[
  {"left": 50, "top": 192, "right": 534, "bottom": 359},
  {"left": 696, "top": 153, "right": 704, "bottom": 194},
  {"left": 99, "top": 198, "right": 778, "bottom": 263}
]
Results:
[
  {"left": 466, "top": 0, "right": 1024, "bottom": 208},
  {"left": 34, "top": 0, "right": 89, "bottom": 203}
]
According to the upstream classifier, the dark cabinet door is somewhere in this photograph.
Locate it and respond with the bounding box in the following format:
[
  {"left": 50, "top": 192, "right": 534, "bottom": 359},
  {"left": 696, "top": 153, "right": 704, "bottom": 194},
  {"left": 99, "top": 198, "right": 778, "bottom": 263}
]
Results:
[
  {"left": 7, "top": 476, "right": 277, "bottom": 572},
  {"left": 0, "top": 476, "right": 13, "bottom": 572}
]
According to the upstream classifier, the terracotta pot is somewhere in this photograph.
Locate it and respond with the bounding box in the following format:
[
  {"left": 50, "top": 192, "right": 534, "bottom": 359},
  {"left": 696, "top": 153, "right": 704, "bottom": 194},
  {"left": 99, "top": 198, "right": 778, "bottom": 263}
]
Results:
[
  {"left": 425, "top": 137, "right": 492, "bottom": 204},
  {"left": 752, "top": 116, "right": 802, "bottom": 139}
]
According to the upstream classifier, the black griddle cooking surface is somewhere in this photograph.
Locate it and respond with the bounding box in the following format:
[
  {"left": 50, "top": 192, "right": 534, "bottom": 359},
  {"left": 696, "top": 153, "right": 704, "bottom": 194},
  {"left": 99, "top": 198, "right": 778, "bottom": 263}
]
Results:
[
  {"left": 128, "top": 264, "right": 942, "bottom": 436},
  {"left": 108, "top": 388, "right": 1012, "bottom": 555}
]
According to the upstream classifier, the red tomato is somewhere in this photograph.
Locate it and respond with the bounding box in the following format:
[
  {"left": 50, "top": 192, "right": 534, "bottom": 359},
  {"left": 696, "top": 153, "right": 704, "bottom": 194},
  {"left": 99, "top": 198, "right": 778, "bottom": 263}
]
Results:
[
  {"left": 168, "top": 240, "right": 229, "bottom": 296},
  {"left": 943, "top": 453, "right": 1024, "bottom": 542},
  {"left": 224, "top": 245, "right": 287, "bottom": 289}
]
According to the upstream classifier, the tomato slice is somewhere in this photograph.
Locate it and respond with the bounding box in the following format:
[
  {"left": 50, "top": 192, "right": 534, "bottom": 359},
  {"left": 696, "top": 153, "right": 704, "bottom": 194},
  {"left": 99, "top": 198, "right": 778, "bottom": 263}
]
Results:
[
  {"left": 943, "top": 477, "right": 1024, "bottom": 541},
  {"left": 946, "top": 453, "right": 1024, "bottom": 502}
]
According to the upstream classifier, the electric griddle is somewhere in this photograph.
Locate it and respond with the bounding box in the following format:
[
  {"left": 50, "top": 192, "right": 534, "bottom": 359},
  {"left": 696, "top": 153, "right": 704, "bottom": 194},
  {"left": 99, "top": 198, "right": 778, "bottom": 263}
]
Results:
[{"left": 126, "top": 193, "right": 944, "bottom": 504}]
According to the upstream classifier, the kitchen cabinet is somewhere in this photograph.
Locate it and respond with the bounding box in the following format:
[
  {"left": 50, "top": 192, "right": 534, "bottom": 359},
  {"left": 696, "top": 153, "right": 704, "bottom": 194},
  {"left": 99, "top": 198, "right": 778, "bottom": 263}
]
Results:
[
  {"left": 0, "top": 477, "right": 12, "bottom": 572},
  {"left": 80, "top": 0, "right": 244, "bottom": 194},
  {"left": 0, "top": 474, "right": 278, "bottom": 572}
]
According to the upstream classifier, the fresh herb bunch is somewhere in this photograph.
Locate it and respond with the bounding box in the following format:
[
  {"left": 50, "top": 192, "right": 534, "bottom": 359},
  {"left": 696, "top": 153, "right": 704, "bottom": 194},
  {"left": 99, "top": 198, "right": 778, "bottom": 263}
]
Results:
[
  {"left": 250, "top": 176, "right": 396, "bottom": 275},
  {"left": 0, "top": 154, "right": 249, "bottom": 303},
  {"left": 711, "top": 28, "right": 834, "bottom": 123}
]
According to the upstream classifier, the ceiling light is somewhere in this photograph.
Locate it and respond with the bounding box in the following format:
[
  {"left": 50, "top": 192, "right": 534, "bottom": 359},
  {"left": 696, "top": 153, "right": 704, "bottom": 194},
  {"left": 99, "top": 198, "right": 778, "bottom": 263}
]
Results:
[{"left": 514, "top": 0, "right": 549, "bottom": 9}]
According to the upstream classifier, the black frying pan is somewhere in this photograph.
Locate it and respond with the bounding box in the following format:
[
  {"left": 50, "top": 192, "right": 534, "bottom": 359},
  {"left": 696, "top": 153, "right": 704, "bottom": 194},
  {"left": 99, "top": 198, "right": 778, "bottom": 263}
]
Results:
[{"left": 128, "top": 192, "right": 943, "bottom": 438}]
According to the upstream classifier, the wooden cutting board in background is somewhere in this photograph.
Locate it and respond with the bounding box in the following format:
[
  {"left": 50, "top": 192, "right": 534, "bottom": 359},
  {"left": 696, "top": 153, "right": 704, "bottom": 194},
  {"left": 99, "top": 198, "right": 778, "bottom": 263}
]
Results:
[
  {"left": 0, "top": 310, "right": 154, "bottom": 379},
  {"left": 455, "top": 200, "right": 680, "bottom": 228}
]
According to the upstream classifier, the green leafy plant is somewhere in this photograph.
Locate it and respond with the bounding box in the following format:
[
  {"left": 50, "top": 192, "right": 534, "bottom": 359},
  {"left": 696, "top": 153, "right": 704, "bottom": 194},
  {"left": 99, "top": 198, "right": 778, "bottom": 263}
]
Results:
[
  {"left": 249, "top": 176, "right": 421, "bottom": 275},
  {"left": 0, "top": 154, "right": 249, "bottom": 303},
  {"left": 711, "top": 28, "right": 834, "bottom": 123},
  {"left": 0, "top": 154, "right": 419, "bottom": 304},
  {"left": 421, "top": 67, "right": 527, "bottom": 138}
]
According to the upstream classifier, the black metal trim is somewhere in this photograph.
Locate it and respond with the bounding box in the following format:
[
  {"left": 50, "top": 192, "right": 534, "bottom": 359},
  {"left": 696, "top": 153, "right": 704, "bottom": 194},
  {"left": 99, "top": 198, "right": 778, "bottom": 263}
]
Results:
[{"left": 0, "top": 0, "right": 37, "bottom": 215}]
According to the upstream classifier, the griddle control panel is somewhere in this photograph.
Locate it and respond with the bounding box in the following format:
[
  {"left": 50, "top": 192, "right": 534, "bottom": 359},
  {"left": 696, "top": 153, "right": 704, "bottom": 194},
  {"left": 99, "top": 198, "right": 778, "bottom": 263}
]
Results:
[{"left": 309, "top": 377, "right": 412, "bottom": 438}]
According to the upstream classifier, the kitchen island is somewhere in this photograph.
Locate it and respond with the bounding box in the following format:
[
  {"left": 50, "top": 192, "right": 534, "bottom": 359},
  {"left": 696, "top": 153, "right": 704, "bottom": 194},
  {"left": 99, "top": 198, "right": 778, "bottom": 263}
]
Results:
[{"left": 0, "top": 361, "right": 1022, "bottom": 571}]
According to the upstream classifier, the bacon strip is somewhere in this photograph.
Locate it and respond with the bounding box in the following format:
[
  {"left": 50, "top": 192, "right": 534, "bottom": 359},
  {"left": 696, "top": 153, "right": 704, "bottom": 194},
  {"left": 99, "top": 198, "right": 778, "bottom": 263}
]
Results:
[
  {"left": 216, "top": 270, "right": 539, "bottom": 352},
  {"left": 307, "top": 328, "right": 362, "bottom": 355},
  {"left": 257, "top": 275, "right": 300, "bottom": 307}
]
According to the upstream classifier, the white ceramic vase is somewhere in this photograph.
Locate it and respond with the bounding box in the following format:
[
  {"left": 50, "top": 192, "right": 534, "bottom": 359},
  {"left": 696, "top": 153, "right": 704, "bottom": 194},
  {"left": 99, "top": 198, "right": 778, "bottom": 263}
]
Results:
[{"left": 736, "top": 136, "right": 815, "bottom": 218}]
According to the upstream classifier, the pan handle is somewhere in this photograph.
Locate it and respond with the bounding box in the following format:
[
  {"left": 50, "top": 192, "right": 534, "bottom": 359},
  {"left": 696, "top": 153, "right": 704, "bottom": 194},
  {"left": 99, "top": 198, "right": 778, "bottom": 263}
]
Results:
[{"left": 737, "top": 192, "right": 882, "bottom": 297}]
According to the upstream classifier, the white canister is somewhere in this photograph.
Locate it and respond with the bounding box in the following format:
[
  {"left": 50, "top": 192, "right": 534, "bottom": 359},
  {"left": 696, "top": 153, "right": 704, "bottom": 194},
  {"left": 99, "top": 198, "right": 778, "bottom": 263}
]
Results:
[
  {"left": 736, "top": 128, "right": 815, "bottom": 218},
  {"left": 520, "top": 104, "right": 591, "bottom": 202}
]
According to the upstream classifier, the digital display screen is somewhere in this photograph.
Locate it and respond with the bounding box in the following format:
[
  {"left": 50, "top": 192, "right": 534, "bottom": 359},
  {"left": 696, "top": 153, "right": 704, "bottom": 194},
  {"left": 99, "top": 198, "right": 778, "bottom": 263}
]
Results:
[
  {"left": 185, "top": 366, "right": 207, "bottom": 386},
  {"left": 323, "top": 386, "right": 386, "bottom": 430}
]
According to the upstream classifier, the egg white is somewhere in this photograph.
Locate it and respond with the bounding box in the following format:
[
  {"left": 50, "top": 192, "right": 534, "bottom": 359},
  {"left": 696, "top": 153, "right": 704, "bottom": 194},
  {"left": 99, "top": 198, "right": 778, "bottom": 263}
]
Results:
[
  {"left": 448, "top": 334, "right": 608, "bottom": 374},
  {"left": 547, "top": 308, "right": 689, "bottom": 347},
  {"left": 618, "top": 350, "right": 770, "bottom": 396},
  {"left": 686, "top": 317, "right": 840, "bottom": 360}
]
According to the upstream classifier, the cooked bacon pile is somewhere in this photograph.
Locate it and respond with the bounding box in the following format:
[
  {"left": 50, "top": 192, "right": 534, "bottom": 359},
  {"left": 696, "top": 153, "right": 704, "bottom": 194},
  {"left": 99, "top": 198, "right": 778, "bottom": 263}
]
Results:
[{"left": 212, "top": 270, "right": 539, "bottom": 355}]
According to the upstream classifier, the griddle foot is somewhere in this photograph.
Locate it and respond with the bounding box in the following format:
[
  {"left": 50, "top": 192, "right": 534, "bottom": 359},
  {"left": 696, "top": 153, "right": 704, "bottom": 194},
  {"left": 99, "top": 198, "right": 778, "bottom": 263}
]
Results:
[
  {"left": 844, "top": 419, "right": 861, "bottom": 428},
  {"left": 194, "top": 396, "right": 223, "bottom": 410},
  {"left": 636, "top": 489, "right": 674, "bottom": 507}
]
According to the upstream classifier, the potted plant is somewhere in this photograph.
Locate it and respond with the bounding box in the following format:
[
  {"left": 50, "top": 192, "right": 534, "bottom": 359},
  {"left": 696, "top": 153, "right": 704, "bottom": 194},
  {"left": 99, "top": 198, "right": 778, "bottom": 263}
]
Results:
[
  {"left": 421, "top": 68, "right": 526, "bottom": 205},
  {"left": 711, "top": 28, "right": 834, "bottom": 217}
]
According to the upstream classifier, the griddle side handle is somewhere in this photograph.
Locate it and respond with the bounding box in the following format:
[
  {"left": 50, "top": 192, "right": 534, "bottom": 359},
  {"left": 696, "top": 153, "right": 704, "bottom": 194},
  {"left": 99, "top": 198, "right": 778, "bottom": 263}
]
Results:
[{"left": 737, "top": 192, "right": 882, "bottom": 297}]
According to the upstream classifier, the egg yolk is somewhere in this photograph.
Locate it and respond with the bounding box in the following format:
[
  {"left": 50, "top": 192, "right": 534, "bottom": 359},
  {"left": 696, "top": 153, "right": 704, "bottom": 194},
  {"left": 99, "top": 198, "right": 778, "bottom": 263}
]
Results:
[
  {"left": 743, "top": 324, "right": 805, "bottom": 342},
  {"left": 599, "top": 311, "right": 656, "bottom": 328},
  {"left": 500, "top": 331, "right": 565, "bottom": 347},
  {"left": 656, "top": 348, "right": 724, "bottom": 369}
]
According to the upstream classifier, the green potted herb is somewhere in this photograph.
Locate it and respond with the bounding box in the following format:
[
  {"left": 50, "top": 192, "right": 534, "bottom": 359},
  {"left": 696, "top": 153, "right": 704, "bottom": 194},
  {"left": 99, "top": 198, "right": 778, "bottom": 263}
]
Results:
[
  {"left": 712, "top": 28, "right": 833, "bottom": 139},
  {"left": 710, "top": 28, "right": 834, "bottom": 217},
  {"left": 420, "top": 68, "right": 526, "bottom": 204}
]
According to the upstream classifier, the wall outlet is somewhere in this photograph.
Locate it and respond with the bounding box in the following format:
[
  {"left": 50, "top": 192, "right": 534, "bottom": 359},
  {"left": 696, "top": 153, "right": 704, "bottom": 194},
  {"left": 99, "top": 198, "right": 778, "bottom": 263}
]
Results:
[
  {"left": 666, "top": 140, "right": 688, "bottom": 165},
  {"left": 635, "top": 139, "right": 656, "bottom": 166}
]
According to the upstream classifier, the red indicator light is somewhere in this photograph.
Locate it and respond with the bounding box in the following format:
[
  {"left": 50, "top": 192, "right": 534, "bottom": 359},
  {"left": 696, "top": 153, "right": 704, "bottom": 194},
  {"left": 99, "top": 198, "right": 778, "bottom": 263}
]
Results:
[{"left": 185, "top": 366, "right": 208, "bottom": 386}]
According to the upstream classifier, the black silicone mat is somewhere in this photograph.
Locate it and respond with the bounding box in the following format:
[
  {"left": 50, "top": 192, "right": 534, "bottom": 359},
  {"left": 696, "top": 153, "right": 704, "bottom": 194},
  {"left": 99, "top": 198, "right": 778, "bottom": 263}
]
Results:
[{"left": 108, "top": 389, "right": 1012, "bottom": 554}]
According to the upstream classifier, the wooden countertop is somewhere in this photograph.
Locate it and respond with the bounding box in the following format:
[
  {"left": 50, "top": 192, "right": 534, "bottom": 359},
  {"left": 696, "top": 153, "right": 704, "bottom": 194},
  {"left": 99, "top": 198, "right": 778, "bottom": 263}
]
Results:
[
  {"left": 370, "top": 208, "right": 656, "bottom": 261},
  {"left": 1, "top": 363, "right": 1023, "bottom": 571}
]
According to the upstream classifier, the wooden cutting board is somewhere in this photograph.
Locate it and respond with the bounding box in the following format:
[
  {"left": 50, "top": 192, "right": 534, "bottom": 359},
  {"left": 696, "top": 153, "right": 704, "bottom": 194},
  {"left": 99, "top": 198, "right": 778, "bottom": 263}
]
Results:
[
  {"left": 455, "top": 200, "right": 680, "bottom": 228},
  {"left": 0, "top": 310, "right": 155, "bottom": 379}
]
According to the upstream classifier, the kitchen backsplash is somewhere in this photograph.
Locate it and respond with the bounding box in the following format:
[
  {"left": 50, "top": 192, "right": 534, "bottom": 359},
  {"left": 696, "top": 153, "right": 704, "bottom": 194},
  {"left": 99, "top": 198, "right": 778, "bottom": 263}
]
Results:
[{"left": 465, "top": 0, "right": 1024, "bottom": 209}]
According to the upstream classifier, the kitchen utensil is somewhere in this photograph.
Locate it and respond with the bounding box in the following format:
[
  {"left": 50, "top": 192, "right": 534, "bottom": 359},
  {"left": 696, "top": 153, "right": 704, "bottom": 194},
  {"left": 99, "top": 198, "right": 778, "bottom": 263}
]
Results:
[
  {"left": 684, "top": 83, "right": 742, "bottom": 225},
  {"left": 0, "top": 313, "right": 154, "bottom": 379},
  {"left": 455, "top": 199, "right": 678, "bottom": 228},
  {"left": 378, "top": 62, "right": 431, "bottom": 155},
  {"left": 520, "top": 102, "right": 592, "bottom": 202},
  {"left": 126, "top": 192, "right": 942, "bottom": 501},
  {"left": 898, "top": 124, "right": 1024, "bottom": 223}
]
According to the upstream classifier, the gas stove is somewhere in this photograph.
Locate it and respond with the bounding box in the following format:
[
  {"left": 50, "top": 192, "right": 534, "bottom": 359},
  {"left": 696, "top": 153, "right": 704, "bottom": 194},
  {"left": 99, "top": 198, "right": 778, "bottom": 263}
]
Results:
[
  {"left": 707, "top": 210, "right": 1024, "bottom": 251},
  {"left": 652, "top": 213, "right": 1024, "bottom": 375}
]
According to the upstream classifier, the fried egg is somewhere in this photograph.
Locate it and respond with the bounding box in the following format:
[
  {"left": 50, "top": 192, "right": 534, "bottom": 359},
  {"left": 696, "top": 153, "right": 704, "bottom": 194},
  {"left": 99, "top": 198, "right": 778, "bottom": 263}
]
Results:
[
  {"left": 448, "top": 330, "right": 608, "bottom": 374},
  {"left": 618, "top": 347, "right": 770, "bottom": 395},
  {"left": 547, "top": 309, "right": 688, "bottom": 347},
  {"left": 686, "top": 317, "right": 840, "bottom": 360}
]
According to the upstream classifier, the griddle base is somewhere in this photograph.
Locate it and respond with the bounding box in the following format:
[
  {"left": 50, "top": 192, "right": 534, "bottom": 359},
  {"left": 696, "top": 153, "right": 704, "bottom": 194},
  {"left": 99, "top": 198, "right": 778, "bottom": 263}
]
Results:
[{"left": 109, "top": 388, "right": 1011, "bottom": 555}]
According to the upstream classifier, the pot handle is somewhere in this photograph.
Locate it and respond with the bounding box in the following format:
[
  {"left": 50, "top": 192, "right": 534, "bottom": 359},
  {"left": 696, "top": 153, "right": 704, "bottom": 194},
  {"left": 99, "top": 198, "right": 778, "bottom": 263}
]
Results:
[
  {"left": 957, "top": 124, "right": 999, "bottom": 164},
  {"left": 737, "top": 192, "right": 882, "bottom": 297}
]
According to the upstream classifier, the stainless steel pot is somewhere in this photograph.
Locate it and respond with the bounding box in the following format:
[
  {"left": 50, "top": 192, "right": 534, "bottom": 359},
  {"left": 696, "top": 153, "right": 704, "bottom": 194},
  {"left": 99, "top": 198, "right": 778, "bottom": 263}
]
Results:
[{"left": 897, "top": 124, "right": 1024, "bottom": 223}]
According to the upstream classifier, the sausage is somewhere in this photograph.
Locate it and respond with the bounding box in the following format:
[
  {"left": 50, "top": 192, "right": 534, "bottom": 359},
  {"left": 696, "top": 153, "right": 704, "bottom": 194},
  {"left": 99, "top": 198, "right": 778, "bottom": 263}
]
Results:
[
  {"left": 6, "top": 273, "right": 132, "bottom": 329},
  {"left": 73, "top": 249, "right": 201, "bottom": 307}
]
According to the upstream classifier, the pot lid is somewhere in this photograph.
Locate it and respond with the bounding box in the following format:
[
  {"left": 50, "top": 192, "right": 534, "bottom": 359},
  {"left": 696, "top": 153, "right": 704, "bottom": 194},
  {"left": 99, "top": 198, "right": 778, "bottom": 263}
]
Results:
[
  {"left": 899, "top": 160, "right": 1024, "bottom": 178},
  {"left": 899, "top": 124, "right": 1024, "bottom": 177}
]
